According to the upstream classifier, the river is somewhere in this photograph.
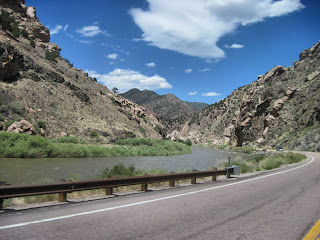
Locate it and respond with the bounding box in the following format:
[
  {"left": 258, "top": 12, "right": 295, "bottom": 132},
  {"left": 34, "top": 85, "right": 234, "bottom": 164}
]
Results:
[{"left": 0, "top": 146, "right": 248, "bottom": 185}]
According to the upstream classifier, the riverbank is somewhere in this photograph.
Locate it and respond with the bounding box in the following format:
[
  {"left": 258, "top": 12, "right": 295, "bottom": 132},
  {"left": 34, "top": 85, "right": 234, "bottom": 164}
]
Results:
[{"left": 0, "top": 133, "right": 192, "bottom": 158}]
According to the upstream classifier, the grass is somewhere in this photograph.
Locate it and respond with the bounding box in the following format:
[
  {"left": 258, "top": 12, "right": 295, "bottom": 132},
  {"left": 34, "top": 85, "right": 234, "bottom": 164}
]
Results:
[
  {"left": 0, "top": 133, "right": 192, "bottom": 158},
  {"left": 206, "top": 144, "right": 256, "bottom": 154},
  {"left": 222, "top": 152, "right": 307, "bottom": 173}
]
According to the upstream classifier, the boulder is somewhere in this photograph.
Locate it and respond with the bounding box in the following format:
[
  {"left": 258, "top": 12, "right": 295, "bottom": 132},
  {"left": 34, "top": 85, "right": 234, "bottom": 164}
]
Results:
[
  {"left": 7, "top": 120, "right": 36, "bottom": 135},
  {"left": 25, "top": 107, "right": 36, "bottom": 114}
]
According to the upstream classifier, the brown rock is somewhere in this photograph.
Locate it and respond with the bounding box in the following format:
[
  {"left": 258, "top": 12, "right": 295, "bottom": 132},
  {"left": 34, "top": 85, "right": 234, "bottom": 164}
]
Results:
[
  {"left": 40, "top": 128, "right": 45, "bottom": 136},
  {"left": 7, "top": 120, "right": 36, "bottom": 135},
  {"left": 25, "top": 107, "right": 36, "bottom": 115},
  {"left": 60, "top": 132, "right": 67, "bottom": 136}
]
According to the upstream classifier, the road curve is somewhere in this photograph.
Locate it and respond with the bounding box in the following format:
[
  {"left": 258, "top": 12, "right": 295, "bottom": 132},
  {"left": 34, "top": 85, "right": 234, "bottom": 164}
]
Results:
[{"left": 0, "top": 152, "right": 319, "bottom": 240}]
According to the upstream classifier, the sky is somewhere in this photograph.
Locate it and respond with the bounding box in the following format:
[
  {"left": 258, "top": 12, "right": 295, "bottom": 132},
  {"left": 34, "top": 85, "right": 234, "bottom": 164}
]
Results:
[{"left": 26, "top": 0, "right": 320, "bottom": 104}]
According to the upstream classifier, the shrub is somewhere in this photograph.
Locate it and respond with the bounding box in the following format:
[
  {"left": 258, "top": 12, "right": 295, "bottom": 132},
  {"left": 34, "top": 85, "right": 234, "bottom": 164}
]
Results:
[
  {"left": 45, "top": 50, "right": 59, "bottom": 61},
  {"left": 75, "top": 74, "right": 79, "bottom": 79},
  {"left": 0, "top": 10, "right": 14, "bottom": 31},
  {"left": 51, "top": 136, "right": 86, "bottom": 144},
  {"left": 21, "top": 28, "right": 29, "bottom": 39},
  {"left": 185, "top": 139, "right": 192, "bottom": 146},
  {"left": 11, "top": 22, "right": 20, "bottom": 38},
  {"left": 90, "top": 131, "right": 98, "bottom": 138},
  {"left": 29, "top": 39, "right": 35, "bottom": 48},
  {"left": 37, "top": 121, "right": 46, "bottom": 130}
]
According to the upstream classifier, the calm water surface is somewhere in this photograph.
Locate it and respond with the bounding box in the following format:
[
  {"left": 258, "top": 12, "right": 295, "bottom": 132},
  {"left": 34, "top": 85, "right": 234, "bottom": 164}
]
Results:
[{"left": 0, "top": 146, "right": 248, "bottom": 184}]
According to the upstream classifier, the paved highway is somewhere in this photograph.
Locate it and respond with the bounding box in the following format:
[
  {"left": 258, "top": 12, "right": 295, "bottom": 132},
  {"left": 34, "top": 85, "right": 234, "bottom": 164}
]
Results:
[{"left": 0, "top": 152, "right": 319, "bottom": 240}]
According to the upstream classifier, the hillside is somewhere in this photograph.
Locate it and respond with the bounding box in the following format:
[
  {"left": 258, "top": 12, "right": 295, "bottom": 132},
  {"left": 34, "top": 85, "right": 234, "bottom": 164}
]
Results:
[
  {"left": 168, "top": 41, "right": 320, "bottom": 151},
  {"left": 0, "top": 0, "right": 163, "bottom": 142},
  {"left": 120, "top": 88, "right": 208, "bottom": 129}
]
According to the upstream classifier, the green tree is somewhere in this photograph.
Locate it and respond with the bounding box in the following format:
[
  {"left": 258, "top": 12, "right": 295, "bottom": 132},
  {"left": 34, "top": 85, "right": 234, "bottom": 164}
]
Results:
[{"left": 112, "top": 87, "right": 118, "bottom": 94}]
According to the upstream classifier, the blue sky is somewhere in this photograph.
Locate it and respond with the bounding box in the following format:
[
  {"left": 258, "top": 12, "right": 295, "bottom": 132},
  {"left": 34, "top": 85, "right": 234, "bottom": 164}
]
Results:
[{"left": 26, "top": 0, "right": 319, "bottom": 104}]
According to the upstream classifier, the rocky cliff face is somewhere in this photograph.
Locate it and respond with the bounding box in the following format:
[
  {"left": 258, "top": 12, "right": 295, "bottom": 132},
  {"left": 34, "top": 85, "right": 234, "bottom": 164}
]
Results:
[
  {"left": 169, "top": 41, "right": 320, "bottom": 151},
  {"left": 0, "top": 1, "right": 163, "bottom": 142}
]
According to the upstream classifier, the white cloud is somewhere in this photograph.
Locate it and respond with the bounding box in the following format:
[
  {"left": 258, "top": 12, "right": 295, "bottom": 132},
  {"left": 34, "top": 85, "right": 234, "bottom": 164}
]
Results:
[
  {"left": 132, "top": 38, "right": 143, "bottom": 42},
  {"left": 50, "top": 25, "right": 63, "bottom": 35},
  {"left": 77, "top": 40, "right": 94, "bottom": 44},
  {"left": 63, "top": 24, "right": 69, "bottom": 32},
  {"left": 76, "top": 25, "right": 109, "bottom": 37},
  {"left": 130, "top": 0, "right": 304, "bottom": 59},
  {"left": 86, "top": 69, "right": 172, "bottom": 93},
  {"left": 224, "top": 43, "right": 244, "bottom": 49},
  {"left": 185, "top": 69, "right": 192, "bottom": 73},
  {"left": 202, "top": 92, "right": 221, "bottom": 97},
  {"left": 199, "top": 68, "right": 211, "bottom": 72},
  {"left": 146, "top": 62, "right": 155, "bottom": 67},
  {"left": 107, "top": 53, "right": 118, "bottom": 59},
  {"left": 188, "top": 91, "right": 198, "bottom": 96}
]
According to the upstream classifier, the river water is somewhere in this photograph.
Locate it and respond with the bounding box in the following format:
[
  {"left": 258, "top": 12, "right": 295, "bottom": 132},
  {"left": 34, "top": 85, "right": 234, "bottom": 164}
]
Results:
[{"left": 0, "top": 146, "right": 248, "bottom": 185}]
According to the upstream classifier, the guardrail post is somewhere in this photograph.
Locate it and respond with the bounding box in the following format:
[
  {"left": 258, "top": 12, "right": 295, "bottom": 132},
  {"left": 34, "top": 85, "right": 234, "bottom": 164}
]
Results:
[
  {"left": 0, "top": 199, "right": 3, "bottom": 210},
  {"left": 191, "top": 170, "right": 197, "bottom": 184},
  {"left": 141, "top": 183, "right": 148, "bottom": 192},
  {"left": 226, "top": 168, "right": 231, "bottom": 179},
  {"left": 105, "top": 187, "right": 113, "bottom": 195},
  {"left": 169, "top": 180, "right": 175, "bottom": 187},
  {"left": 212, "top": 167, "right": 217, "bottom": 181},
  {"left": 58, "top": 192, "right": 67, "bottom": 202}
]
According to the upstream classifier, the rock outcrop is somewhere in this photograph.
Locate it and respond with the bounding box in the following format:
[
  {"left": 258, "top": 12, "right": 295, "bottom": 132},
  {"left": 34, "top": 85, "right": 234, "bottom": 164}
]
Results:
[
  {"left": 7, "top": 120, "right": 36, "bottom": 135},
  {"left": 169, "top": 41, "right": 320, "bottom": 151}
]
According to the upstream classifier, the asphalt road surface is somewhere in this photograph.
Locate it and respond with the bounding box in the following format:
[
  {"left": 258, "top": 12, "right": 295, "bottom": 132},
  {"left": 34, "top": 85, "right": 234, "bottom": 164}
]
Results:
[{"left": 0, "top": 152, "right": 319, "bottom": 240}]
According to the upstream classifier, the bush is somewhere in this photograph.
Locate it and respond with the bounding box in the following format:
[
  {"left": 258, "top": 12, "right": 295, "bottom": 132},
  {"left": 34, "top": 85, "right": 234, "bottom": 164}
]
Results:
[
  {"left": 51, "top": 136, "right": 86, "bottom": 144},
  {"left": 11, "top": 22, "right": 20, "bottom": 38},
  {"left": 185, "top": 139, "right": 192, "bottom": 146},
  {"left": 0, "top": 10, "right": 14, "bottom": 31},
  {"left": 29, "top": 39, "right": 35, "bottom": 48},
  {"left": 37, "top": 121, "right": 46, "bottom": 130},
  {"left": 45, "top": 51, "right": 59, "bottom": 61},
  {"left": 21, "top": 28, "right": 29, "bottom": 39},
  {"left": 90, "top": 131, "right": 98, "bottom": 138}
]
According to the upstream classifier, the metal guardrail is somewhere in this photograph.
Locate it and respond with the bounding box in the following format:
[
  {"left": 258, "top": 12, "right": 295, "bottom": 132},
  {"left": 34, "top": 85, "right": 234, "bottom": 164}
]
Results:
[{"left": 0, "top": 167, "right": 236, "bottom": 209}]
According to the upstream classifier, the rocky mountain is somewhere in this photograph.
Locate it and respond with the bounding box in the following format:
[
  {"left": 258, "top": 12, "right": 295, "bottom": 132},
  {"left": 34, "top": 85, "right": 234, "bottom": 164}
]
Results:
[
  {"left": 168, "top": 41, "right": 320, "bottom": 151},
  {"left": 120, "top": 88, "right": 208, "bottom": 129},
  {"left": 0, "top": 0, "right": 163, "bottom": 142}
]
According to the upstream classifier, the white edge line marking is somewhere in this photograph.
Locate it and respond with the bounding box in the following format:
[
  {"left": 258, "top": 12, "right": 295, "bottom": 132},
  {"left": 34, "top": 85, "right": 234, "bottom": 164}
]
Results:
[{"left": 0, "top": 156, "right": 314, "bottom": 230}]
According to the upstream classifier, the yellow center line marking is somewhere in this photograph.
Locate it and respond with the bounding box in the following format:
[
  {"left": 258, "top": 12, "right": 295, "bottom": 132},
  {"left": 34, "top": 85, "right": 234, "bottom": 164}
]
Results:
[{"left": 303, "top": 218, "right": 320, "bottom": 240}]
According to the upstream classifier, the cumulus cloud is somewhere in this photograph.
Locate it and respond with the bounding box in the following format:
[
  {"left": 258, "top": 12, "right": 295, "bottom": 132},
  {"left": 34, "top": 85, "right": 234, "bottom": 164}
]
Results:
[
  {"left": 188, "top": 91, "right": 198, "bottom": 96},
  {"left": 224, "top": 43, "right": 244, "bottom": 49},
  {"left": 130, "top": 0, "right": 304, "bottom": 59},
  {"left": 107, "top": 53, "right": 118, "bottom": 59},
  {"left": 202, "top": 92, "right": 221, "bottom": 97},
  {"left": 86, "top": 69, "right": 172, "bottom": 93},
  {"left": 185, "top": 69, "right": 192, "bottom": 73},
  {"left": 146, "top": 62, "right": 155, "bottom": 67},
  {"left": 76, "top": 25, "right": 109, "bottom": 37},
  {"left": 50, "top": 25, "right": 63, "bottom": 35}
]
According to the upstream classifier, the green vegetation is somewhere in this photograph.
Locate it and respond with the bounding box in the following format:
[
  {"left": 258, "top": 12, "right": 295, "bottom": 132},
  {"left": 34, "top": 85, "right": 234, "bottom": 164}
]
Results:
[
  {"left": 208, "top": 144, "right": 255, "bottom": 154},
  {"left": 222, "top": 152, "right": 307, "bottom": 173},
  {"left": 90, "top": 131, "right": 98, "bottom": 138},
  {"left": 51, "top": 136, "right": 87, "bottom": 144},
  {"left": 0, "top": 133, "right": 192, "bottom": 158},
  {"left": 29, "top": 39, "right": 35, "bottom": 48},
  {"left": 45, "top": 50, "right": 59, "bottom": 61}
]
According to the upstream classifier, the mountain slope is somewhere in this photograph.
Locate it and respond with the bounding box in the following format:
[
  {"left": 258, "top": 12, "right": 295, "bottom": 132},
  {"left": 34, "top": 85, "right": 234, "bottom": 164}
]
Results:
[
  {"left": 120, "top": 88, "right": 208, "bottom": 127},
  {"left": 0, "top": 1, "right": 163, "bottom": 142},
  {"left": 168, "top": 41, "right": 320, "bottom": 151}
]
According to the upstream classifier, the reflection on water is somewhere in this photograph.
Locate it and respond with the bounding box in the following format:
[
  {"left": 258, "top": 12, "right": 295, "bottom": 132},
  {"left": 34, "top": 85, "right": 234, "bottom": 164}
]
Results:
[{"left": 0, "top": 146, "right": 248, "bottom": 184}]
